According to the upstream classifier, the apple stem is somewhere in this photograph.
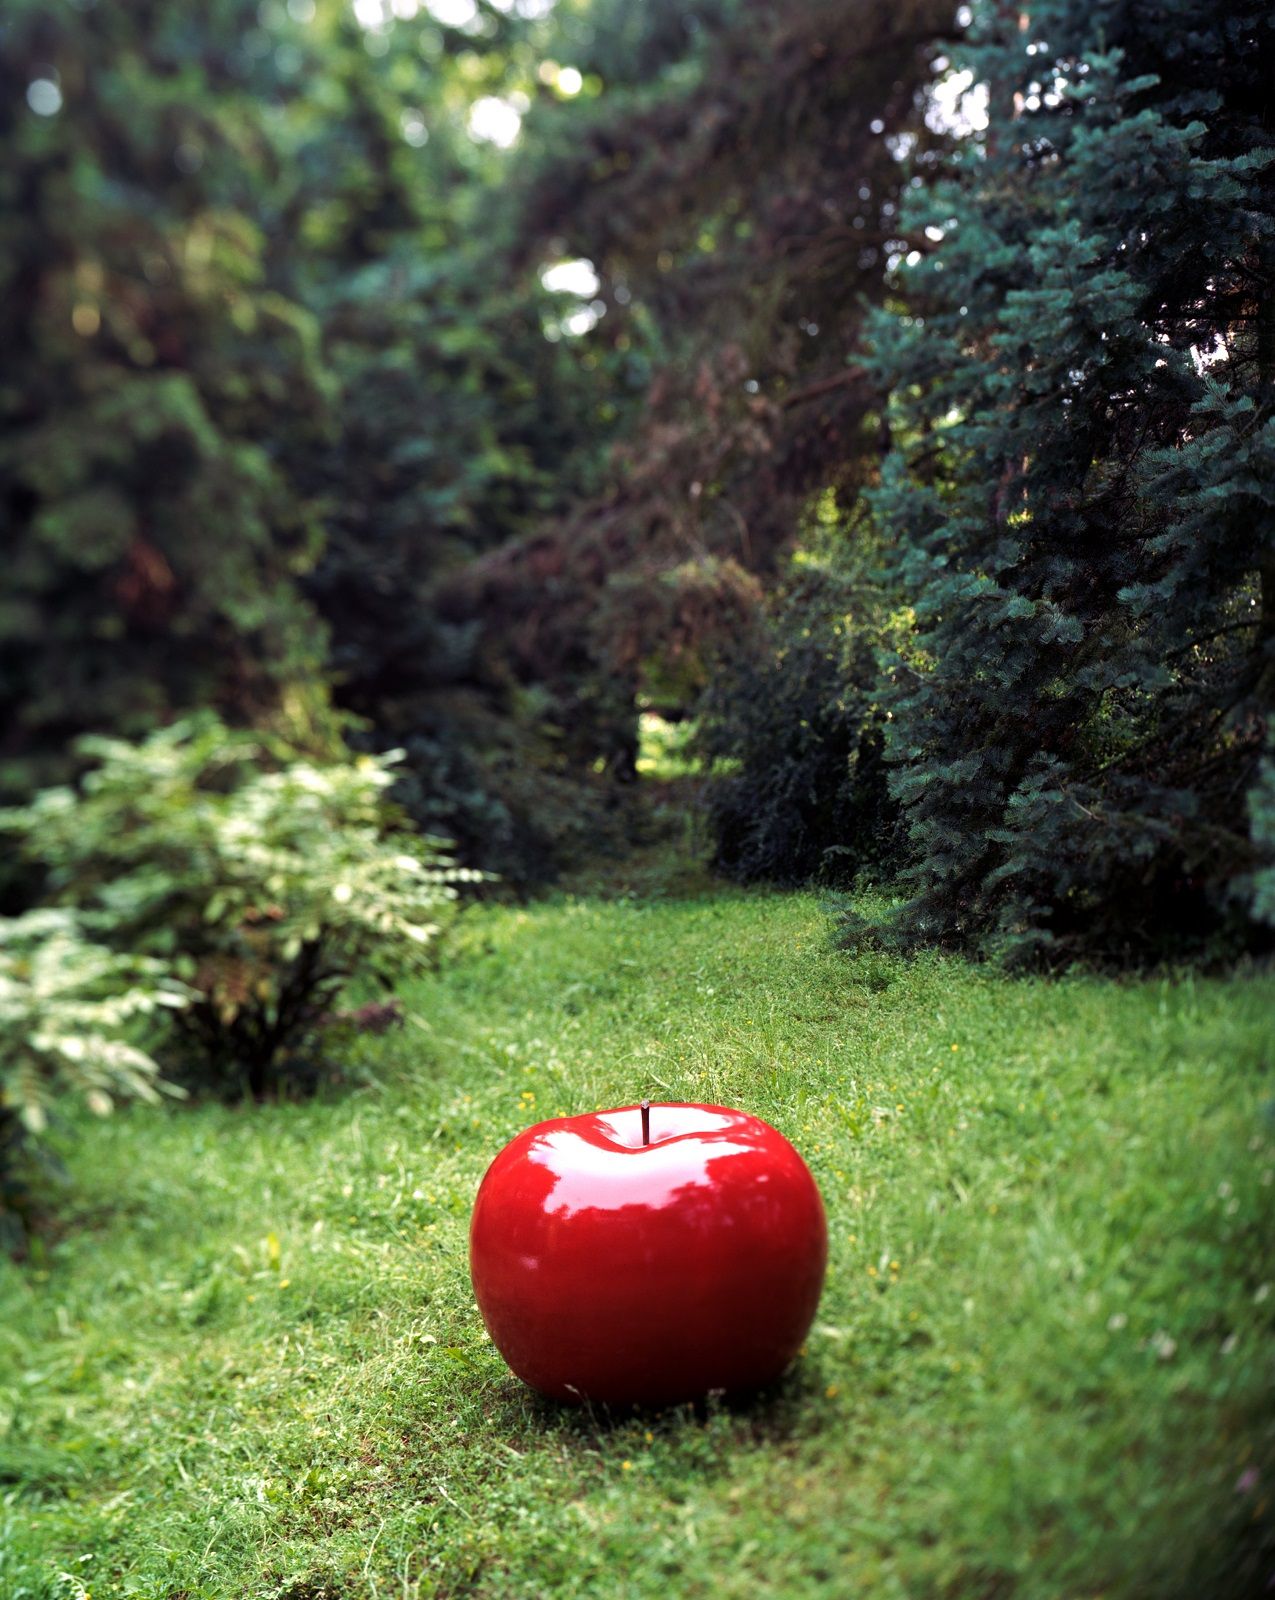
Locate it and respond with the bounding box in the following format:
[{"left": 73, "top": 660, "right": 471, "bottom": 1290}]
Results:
[{"left": 640, "top": 1100, "right": 651, "bottom": 1146}]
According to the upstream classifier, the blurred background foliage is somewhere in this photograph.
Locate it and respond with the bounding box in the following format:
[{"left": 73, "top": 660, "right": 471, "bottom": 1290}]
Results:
[{"left": 1, "top": 0, "right": 1273, "bottom": 955}]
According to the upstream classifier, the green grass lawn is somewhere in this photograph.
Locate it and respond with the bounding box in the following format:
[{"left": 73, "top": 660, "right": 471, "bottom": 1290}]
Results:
[{"left": 2, "top": 885, "right": 1274, "bottom": 1599}]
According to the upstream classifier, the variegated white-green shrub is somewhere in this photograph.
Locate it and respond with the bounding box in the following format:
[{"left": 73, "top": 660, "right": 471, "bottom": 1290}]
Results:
[
  {"left": 0, "top": 719, "right": 483, "bottom": 1098},
  {"left": 0, "top": 910, "right": 187, "bottom": 1224}
]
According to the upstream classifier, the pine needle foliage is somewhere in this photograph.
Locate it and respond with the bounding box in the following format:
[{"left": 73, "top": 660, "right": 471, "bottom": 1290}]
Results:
[{"left": 857, "top": 0, "right": 1275, "bottom": 962}]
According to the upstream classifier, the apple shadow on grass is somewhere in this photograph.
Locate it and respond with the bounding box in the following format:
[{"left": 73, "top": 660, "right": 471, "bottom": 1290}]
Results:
[{"left": 481, "top": 1355, "right": 831, "bottom": 1452}]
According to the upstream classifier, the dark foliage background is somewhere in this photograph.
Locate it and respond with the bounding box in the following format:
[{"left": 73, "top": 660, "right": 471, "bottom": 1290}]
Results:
[
  {"left": 696, "top": 540, "right": 905, "bottom": 889},
  {"left": 2, "top": 0, "right": 1272, "bottom": 959}
]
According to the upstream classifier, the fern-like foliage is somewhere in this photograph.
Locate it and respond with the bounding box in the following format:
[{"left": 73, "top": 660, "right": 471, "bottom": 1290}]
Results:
[{"left": 1, "top": 719, "right": 484, "bottom": 1096}]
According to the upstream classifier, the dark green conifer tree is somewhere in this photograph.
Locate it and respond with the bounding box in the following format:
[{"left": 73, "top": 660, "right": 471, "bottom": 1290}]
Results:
[
  {"left": 861, "top": 0, "right": 1275, "bottom": 960},
  {"left": 0, "top": 0, "right": 339, "bottom": 800},
  {"left": 0, "top": 0, "right": 598, "bottom": 885}
]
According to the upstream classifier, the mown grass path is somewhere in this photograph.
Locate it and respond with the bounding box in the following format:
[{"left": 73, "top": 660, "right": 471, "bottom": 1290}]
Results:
[{"left": 2, "top": 888, "right": 1273, "bottom": 1598}]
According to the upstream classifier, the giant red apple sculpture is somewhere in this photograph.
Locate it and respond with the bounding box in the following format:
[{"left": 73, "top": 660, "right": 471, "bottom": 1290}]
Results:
[{"left": 469, "top": 1101, "right": 827, "bottom": 1406}]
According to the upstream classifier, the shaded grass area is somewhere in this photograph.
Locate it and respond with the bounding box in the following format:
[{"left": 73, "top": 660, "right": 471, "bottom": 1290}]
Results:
[{"left": 2, "top": 887, "right": 1274, "bottom": 1598}]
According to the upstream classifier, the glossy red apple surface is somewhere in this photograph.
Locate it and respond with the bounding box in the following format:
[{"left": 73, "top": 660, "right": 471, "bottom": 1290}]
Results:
[{"left": 469, "top": 1102, "right": 827, "bottom": 1406}]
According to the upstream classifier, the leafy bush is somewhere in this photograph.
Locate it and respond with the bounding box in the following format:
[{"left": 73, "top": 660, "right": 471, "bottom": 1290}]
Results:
[
  {"left": 0, "top": 909, "right": 184, "bottom": 1234},
  {"left": 0, "top": 720, "right": 480, "bottom": 1098},
  {"left": 696, "top": 563, "right": 904, "bottom": 887}
]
